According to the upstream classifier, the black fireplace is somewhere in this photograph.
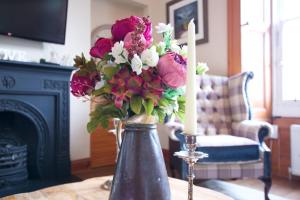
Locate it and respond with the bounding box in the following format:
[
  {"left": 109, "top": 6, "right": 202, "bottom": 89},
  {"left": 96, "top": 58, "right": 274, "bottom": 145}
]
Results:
[{"left": 0, "top": 60, "right": 74, "bottom": 197}]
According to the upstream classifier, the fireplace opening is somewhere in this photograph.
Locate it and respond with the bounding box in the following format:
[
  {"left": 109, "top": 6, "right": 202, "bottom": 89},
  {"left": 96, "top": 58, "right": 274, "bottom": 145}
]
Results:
[
  {"left": 0, "top": 111, "right": 40, "bottom": 182},
  {"left": 0, "top": 134, "right": 28, "bottom": 188}
]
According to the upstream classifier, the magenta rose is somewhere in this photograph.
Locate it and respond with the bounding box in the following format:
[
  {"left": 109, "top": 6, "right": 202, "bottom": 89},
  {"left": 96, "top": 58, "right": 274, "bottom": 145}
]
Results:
[
  {"left": 142, "top": 17, "right": 153, "bottom": 48},
  {"left": 111, "top": 16, "right": 153, "bottom": 47},
  {"left": 157, "top": 52, "right": 187, "bottom": 88},
  {"left": 90, "top": 38, "right": 112, "bottom": 59},
  {"left": 70, "top": 72, "right": 96, "bottom": 97}
]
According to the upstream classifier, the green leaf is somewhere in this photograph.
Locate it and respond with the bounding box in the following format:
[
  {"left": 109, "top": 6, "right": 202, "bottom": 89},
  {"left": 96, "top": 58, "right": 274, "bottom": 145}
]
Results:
[
  {"left": 103, "top": 66, "right": 119, "bottom": 80},
  {"left": 92, "top": 84, "right": 112, "bottom": 96},
  {"left": 158, "top": 98, "right": 169, "bottom": 107},
  {"left": 175, "top": 110, "right": 185, "bottom": 122},
  {"left": 87, "top": 117, "right": 100, "bottom": 133},
  {"left": 177, "top": 95, "right": 185, "bottom": 102},
  {"left": 87, "top": 102, "right": 128, "bottom": 133},
  {"left": 103, "top": 53, "right": 113, "bottom": 61},
  {"left": 164, "top": 32, "right": 172, "bottom": 50},
  {"left": 73, "top": 53, "right": 86, "bottom": 68},
  {"left": 76, "top": 69, "right": 89, "bottom": 76},
  {"left": 96, "top": 60, "right": 105, "bottom": 71},
  {"left": 130, "top": 96, "right": 143, "bottom": 114},
  {"left": 157, "top": 108, "right": 166, "bottom": 123},
  {"left": 163, "top": 88, "right": 184, "bottom": 99},
  {"left": 196, "top": 63, "right": 209, "bottom": 75},
  {"left": 143, "top": 99, "right": 154, "bottom": 115}
]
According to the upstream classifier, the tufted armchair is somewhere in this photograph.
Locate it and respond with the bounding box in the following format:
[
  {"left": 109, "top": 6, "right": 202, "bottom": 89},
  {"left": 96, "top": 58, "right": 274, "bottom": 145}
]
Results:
[{"left": 167, "top": 72, "right": 272, "bottom": 200}]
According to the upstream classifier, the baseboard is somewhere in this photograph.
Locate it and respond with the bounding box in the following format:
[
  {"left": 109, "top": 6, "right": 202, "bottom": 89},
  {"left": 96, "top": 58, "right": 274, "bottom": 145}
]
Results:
[
  {"left": 71, "top": 158, "right": 90, "bottom": 173},
  {"left": 72, "top": 149, "right": 169, "bottom": 173}
]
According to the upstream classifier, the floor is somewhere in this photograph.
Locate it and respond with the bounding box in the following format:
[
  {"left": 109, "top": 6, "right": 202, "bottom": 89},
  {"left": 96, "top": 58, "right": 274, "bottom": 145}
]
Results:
[
  {"left": 228, "top": 177, "right": 300, "bottom": 200},
  {"left": 73, "top": 165, "right": 300, "bottom": 200},
  {"left": 73, "top": 165, "right": 115, "bottom": 180}
]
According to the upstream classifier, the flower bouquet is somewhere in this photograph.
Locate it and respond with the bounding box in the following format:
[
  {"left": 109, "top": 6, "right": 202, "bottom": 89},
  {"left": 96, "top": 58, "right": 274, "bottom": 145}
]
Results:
[
  {"left": 70, "top": 16, "right": 208, "bottom": 200},
  {"left": 70, "top": 16, "right": 208, "bottom": 132}
]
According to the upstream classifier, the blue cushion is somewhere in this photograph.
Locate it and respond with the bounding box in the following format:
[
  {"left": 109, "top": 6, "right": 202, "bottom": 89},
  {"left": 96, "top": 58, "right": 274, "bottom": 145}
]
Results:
[{"left": 175, "top": 132, "right": 260, "bottom": 162}]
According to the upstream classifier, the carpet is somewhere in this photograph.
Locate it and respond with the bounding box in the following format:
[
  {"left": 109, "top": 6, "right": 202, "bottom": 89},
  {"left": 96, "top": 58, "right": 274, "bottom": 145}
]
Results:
[{"left": 198, "top": 180, "right": 288, "bottom": 200}]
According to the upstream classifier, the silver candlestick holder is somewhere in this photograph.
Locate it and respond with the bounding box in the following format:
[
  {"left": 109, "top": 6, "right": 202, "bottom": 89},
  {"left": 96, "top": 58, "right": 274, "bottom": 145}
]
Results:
[{"left": 174, "top": 134, "right": 208, "bottom": 200}]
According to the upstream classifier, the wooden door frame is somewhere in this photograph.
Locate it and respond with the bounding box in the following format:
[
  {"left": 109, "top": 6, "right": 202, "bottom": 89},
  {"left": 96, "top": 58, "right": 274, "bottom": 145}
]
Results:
[{"left": 227, "top": 0, "right": 241, "bottom": 76}]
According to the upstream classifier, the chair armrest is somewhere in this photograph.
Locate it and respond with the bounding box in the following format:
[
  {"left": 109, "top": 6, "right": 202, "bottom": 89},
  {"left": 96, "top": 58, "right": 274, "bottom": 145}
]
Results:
[
  {"left": 232, "top": 120, "right": 272, "bottom": 145},
  {"left": 165, "top": 121, "right": 184, "bottom": 141}
]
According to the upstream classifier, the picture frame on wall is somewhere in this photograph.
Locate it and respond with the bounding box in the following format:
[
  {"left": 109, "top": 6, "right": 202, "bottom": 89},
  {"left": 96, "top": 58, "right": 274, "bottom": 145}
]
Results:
[{"left": 166, "top": 0, "right": 208, "bottom": 45}]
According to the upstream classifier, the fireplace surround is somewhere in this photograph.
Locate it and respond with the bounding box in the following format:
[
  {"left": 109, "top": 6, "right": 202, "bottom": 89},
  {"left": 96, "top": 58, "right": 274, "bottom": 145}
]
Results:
[{"left": 0, "top": 60, "right": 74, "bottom": 197}]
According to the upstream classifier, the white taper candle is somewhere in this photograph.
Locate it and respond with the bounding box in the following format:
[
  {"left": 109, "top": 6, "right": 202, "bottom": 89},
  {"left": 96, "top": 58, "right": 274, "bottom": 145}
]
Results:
[{"left": 184, "top": 19, "right": 197, "bottom": 135}]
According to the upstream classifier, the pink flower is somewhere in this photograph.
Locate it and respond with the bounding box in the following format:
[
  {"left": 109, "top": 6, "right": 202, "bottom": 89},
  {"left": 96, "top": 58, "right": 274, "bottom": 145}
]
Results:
[
  {"left": 157, "top": 52, "right": 187, "bottom": 88},
  {"left": 142, "top": 17, "right": 153, "bottom": 48},
  {"left": 123, "top": 32, "right": 147, "bottom": 55},
  {"left": 90, "top": 38, "right": 112, "bottom": 59},
  {"left": 70, "top": 72, "right": 96, "bottom": 97},
  {"left": 111, "top": 16, "right": 153, "bottom": 47}
]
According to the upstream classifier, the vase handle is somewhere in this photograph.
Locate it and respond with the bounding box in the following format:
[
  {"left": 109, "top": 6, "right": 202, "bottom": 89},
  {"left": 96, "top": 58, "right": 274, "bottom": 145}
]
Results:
[{"left": 113, "top": 118, "right": 123, "bottom": 149}]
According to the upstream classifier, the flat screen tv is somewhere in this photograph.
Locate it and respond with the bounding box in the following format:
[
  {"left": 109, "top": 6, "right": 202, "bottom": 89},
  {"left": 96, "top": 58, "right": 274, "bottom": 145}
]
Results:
[{"left": 0, "top": 0, "right": 68, "bottom": 44}]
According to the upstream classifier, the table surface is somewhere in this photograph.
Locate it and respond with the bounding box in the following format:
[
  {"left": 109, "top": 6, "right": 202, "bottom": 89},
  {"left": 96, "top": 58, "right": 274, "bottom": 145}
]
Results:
[{"left": 4, "top": 176, "right": 233, "bottom": 200}]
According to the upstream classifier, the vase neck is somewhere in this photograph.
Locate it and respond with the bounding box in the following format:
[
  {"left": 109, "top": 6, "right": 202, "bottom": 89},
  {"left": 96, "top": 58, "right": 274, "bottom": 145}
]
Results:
[{"left": 125, "top": 123, "right": 157, "bottom": 132}]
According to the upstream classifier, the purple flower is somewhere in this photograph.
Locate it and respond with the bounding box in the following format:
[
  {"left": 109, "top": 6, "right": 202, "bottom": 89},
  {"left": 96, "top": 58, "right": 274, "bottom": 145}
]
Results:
[
  {"left": 157, "top": 52, "right": 187, "bottom": 88},
  {"left": 90, "top": 38, "right": 112, "bottom": 59},
  {"left": 70, "top": 72, "right": 96, "bottom": 97},
  {"left": 141, "top": 69, "right": 164, "bottom": 105},
  {"left": 108, "top": 67, "right": 145, "bottom": 108}
]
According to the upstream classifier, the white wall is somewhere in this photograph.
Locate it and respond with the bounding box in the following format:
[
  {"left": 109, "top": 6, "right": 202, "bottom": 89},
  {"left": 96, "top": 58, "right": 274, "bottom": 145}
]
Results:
[
  {"left": 0, "top": 0, "right": 92, "bottom": 160},
  {"left": 91, "top": 0, "right": 144, "bottom": 31}
]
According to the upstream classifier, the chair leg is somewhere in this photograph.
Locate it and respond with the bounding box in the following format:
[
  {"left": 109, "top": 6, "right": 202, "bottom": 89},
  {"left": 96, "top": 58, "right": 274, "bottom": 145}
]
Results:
[{"left": 259, "top": 177, "right": 272, "bottom": 200}]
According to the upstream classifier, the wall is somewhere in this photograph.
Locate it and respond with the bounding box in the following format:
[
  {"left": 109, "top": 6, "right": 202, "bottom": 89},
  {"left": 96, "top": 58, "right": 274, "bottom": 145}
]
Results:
[
  {"left": 91, "top": 0, "right": 144, "bottom": 31},
  {"left": 0, "top": 0, "right": 92, "bottom": 160},
  {"left": 271, "top": 118, "right": 300, "bottom": 178}
]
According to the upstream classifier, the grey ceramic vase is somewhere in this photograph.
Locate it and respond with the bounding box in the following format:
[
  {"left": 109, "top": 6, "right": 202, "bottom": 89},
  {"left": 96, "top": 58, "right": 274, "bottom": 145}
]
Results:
[{"left": 109, "top": 123, "right": 171, "bottom": 200}]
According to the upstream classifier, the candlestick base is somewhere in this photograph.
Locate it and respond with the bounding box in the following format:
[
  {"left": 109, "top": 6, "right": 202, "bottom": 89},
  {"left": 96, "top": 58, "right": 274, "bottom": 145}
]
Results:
[{"left": 174, "top": 134, "right": 208, "bottom": 200}]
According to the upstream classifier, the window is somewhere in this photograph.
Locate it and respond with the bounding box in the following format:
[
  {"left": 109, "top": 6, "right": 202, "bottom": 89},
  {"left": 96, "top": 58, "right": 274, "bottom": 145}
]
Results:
[
  {"left": 273, "top": 0, "right": 300, "bottom": 117},
  {"left": 239, "top": 0, "right": 271, "bottom": 120}
]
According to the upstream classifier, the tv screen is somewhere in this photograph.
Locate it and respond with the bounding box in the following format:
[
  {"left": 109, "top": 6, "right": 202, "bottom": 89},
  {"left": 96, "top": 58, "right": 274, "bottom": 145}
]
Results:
[{"left": 0, "top": 0, "right": 68, "bottom": 44}]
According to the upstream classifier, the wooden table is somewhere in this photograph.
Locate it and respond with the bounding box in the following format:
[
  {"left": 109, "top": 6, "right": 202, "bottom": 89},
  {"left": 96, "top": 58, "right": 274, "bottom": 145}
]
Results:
[{"left": 4, "top": 176, "right": 233, "bottom": 200}]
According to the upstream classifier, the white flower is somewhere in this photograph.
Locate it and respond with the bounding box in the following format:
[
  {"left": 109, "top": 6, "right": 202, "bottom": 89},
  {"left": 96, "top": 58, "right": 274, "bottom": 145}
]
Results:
[
  {"left": 111, "top": 41, "right": 123, "bottom": 56},
  {"left": 179, "top": 45, "right": 188, "bottom": 57},
  {"left": 110, "top": 41, "right": 128, "bottom": 64},
  {"left": 141, "top": 46, "right": 159, "bottom": 68},
  {"left": 131, "top": 54, "right": 143, "bottom": 75},
  {"left": 170, "top": 40, "right": 181, "bottom": 54},
  {"left": 155, "top": 23, "right": 173, "bottom": 34}
]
